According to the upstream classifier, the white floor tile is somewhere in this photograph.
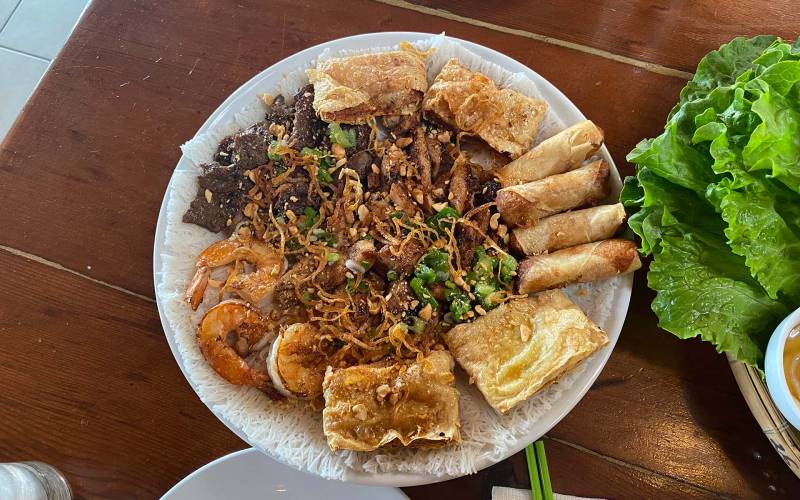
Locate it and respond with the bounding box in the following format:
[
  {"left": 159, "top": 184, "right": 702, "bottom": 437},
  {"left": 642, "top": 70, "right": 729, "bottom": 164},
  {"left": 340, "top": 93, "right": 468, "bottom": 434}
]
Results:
[
  {"left": 0, "top": 47, "right": 48, "bottom": 141},
  {"left": 0, "top": 0, "right": 20, "bottom": 28},
  {"left": 0, "top": 0, "right": 89, "bottom": 60}
]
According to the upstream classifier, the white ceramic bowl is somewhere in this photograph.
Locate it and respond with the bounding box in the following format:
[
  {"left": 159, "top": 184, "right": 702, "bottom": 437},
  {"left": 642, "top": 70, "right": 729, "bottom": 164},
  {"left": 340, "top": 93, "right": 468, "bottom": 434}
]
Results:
[{"left": 765, "top": 307, "right": 800, "bottom": 429}]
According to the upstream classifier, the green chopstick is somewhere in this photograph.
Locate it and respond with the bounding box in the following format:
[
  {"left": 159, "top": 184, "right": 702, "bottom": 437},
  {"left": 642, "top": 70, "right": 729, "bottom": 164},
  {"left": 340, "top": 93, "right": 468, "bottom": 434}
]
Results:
[
  {"left": 525, "top": 443, "right": 543, "bottom": 500},
  {"left": 525, "top": 440, "right": 553, "bottom": 500},
  {"left": 535, "top": 441, "right": 553, "bottom": 500}
]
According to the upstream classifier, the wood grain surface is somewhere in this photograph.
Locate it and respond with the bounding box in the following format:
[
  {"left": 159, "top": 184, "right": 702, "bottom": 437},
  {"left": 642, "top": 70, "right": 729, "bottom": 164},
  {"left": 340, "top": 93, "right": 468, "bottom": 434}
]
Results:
[
  {"left": 1, "top": 0, "right": 798, "bottom": 498},
  {"left": 400, "top": 0, "right": 800, "bottom": 74}
]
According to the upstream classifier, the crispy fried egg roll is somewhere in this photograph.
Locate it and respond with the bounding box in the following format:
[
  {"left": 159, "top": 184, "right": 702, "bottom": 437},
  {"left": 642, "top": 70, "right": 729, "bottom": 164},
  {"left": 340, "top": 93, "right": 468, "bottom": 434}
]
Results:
[
  {"left": 496, "top": 159, "right": 610, "bottom": 228},
  {"left": 517, "top": 239, "right": 641, "bottom": 294},
  {"left": 496, "top": 120, "right": 604, "bottom": 187},
  {"left": 510, "top": 203, "right": 626, "bottom": 256}
]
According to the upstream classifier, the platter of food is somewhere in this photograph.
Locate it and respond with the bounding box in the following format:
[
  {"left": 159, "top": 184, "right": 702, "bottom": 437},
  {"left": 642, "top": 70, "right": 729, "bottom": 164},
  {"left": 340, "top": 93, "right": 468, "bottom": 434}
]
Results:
[{"left": 152, "top": 32, "right": 638, "bottom": 486}]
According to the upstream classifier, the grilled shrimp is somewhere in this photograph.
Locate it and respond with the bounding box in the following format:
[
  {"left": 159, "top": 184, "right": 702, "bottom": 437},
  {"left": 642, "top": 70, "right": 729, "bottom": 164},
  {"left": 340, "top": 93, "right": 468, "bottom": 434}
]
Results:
[
  {"left": 197, "top": 300, "right": 282, "bottom": 399},
  {"left": 186, "top": 235, "right": 284, "bottom": 310},
  {"left": 267, "top": 323, "right": 327, "bottom": 399}
]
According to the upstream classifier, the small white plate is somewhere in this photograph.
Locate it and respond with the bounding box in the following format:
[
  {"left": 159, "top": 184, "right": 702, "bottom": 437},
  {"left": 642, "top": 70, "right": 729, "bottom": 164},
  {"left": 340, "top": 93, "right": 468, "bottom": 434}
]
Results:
[{"left": 162, "top": 449, "right": 409, "bottom": 500}]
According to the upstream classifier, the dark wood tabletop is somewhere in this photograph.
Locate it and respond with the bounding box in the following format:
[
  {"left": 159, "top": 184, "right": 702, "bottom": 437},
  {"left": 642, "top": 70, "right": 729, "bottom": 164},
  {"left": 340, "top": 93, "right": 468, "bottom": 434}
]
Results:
[{"left": 1, "top": 1, "right": 799, "bottom": 498}]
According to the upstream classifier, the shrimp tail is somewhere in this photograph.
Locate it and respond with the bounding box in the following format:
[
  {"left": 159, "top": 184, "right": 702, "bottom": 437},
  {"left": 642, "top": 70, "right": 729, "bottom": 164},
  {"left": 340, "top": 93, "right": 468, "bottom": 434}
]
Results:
[{"left": 186, "top": 265, "right": 210, "bottom": 310}]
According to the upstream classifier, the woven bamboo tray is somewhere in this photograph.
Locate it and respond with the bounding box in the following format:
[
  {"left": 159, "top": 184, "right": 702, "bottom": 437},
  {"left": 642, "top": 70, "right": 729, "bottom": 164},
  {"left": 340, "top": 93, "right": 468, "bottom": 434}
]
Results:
[{"left": 729, "top": 355, "right": 800, "bottom": 477}]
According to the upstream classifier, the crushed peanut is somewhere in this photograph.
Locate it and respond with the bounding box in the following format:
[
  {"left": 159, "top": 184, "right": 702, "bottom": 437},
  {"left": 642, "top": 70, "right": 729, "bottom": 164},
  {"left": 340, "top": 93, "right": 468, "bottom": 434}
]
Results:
[
  {"left": 371, "top": 163, "right": 380, "bottom": 174},
  {"left": 489, "top": 213, "right": 501, "bottom": 231},
  {"left": 351, "top": 403, "right": 368, "bottom": 421},
  {"left": 268, "top": 122, "right": 285, "bottom": 138},
  {"left": 419, "top": 303, "right": 433, "bottom": 321},
  {"left": 257, "top": 93, "right": 274, "bottom": 106},
  {"left": 357, "top": 204, "right": 371, "bottom": 222},
  {"left": 332, "top": 142, "right": 346, "bottom": 159},
  {"left": 204, "top": 189, "right": 213, "bottom": 203},
  {"left": 475, "top": 304, "right": 487, "bottom": 316}
]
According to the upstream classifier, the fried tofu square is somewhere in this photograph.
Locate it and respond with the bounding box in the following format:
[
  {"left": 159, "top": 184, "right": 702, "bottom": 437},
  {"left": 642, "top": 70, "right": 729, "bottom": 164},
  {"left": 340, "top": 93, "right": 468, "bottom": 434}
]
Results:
[
  {"left": 423, "top": 59, "right": 547, "bottom": 159},
  {"left": 307, "top": 43, "right": 429, "bottom": 124},
  {"left": 321, "top": 351, "right": 461, "bottom": 452},
  {"left": 443, "top": 290, "right": 608, "bottom": 414}
]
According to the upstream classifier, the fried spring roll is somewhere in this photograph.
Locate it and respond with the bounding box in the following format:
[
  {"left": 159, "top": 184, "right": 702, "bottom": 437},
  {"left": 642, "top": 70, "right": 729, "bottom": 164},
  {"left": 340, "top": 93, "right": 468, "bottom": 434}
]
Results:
[
  {"left": 496, "top": 120, "right": 604, "bottom": 187},
  {"left": 517, "top": 239, "right": 641, "bottom": 294},
  {"left": 510, "top": 203, "right": 626, "bottom": 256},
  {"left": 496, "top": 159, "right": 610, "bottom": 228}
]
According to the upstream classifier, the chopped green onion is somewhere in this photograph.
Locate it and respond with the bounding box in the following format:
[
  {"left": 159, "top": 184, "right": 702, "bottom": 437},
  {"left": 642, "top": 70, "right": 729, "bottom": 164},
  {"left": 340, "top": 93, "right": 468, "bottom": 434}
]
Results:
[
  {"left": 418, "top": 249, "right": 450, "bottom": 282},
  {"left": 407, "top": 316, "right": 427, "bottom": 334},
  {"left": 297, "top": 206, "right": 319, "bottom": 232},
  {"left": 318, "top": 164, "right": 333, "bottom": 184},
  {"left": 449, "top": 294, "right": 471, "bottom": 322},
  {"left": 387, "top": 270, "right": 399, "bottom": 281},
  {"left": 268, "top": 140, "right": 282, "bottom": 161},
  {"left": 410, "top": 277, "right": 439, "bottom": 308},
  {"left": 499, "top": 254, "right": 518, "bottom": 285},
  {"left": 300, "top": 147, "right": 334, "bottom": 183},
  {"left": 360, "top": 260, "right": 371, "bottom": 270},
  {"left": 327, "top": 252, "right": 340, "bottom": 264},
  {"left": 426, "top": 205, "right": 460, "bottom": 234},
  {"left": 300, "top": 147, "right": 323, "bottom": 158},
  {"left": 414, "top": 263, "right": 436, "bottom": 284},
  {"left": 312, "top": 228, "right": 337, "bottom": 246},
  {"left": 328, "top": 123, "right": 356, "bottom": 148},
  {"left": 346, "top": 278, "right": 369, "bottom": 293}
]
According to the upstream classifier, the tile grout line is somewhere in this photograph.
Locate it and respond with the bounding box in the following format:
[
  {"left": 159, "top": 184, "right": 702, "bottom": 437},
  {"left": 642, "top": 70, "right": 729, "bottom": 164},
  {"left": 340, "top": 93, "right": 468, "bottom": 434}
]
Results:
[
  {"left": 0, "top": 0, "right": 22, "bottom": 33},
  {"left": 374, "top": 0, "right": 695, "bottom": 81},
  {"left": 0, "top": 45, "right": 51, "bottom": 63},
  {"left": 0, "top": 245, "right": 155, "bottom": 304},
  {"left": 545, "top": 436, "right": 729, "bottom": 498}
]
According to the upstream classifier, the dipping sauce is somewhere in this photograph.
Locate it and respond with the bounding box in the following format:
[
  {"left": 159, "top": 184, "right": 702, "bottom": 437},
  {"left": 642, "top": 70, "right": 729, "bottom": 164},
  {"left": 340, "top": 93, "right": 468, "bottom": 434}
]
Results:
[{"left": 784, "top": 326, "right": 800, "bottom": 402}]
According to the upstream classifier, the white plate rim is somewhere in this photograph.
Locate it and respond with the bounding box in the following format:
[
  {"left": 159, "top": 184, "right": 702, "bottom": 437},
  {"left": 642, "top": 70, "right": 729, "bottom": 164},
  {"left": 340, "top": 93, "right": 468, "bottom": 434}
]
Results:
[
  {"left": 153, "top": 31, "right": 633, "bottom": 487},
  {"left": 161, "top": 448, "right": 409, "bottom": 500}
]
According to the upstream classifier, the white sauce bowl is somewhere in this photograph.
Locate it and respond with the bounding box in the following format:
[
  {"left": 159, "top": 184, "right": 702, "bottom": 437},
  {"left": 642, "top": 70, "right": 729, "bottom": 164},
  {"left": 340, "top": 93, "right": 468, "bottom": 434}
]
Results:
[{"left": 765, "top": 307, "right": 800, "bottom": 429}]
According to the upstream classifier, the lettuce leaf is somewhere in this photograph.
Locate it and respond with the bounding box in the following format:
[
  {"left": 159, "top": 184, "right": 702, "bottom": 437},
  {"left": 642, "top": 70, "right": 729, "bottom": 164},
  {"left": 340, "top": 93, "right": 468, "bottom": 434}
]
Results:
[
  {"left": 743, "top": 84, "right": 800, "bottom": 193},
  {"left": 649, "top": 234, "right": 787, "bottom": 367},
  {"left": 624, "top": 35, "right": 800, "bottom": 369},
  {"left": 707, "top": 174, "right": 800, "bottom": 303}
]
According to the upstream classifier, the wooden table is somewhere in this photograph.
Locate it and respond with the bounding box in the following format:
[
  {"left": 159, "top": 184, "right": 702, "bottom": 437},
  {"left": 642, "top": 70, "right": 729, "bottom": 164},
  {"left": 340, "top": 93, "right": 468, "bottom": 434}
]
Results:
[{"left": 1, "top": 1, "right": 799, "bottom": 498}]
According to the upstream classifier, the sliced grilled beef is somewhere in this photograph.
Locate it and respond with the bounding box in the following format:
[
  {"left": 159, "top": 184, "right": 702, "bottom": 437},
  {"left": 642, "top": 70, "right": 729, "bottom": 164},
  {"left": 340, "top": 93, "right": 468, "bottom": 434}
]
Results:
[
  {"left": 388, "top": 183, "right": 417, "bottom": 216},
  {"left": 288, "top": 84, "right": 325, "bottom": 150},
  {"left": 182, "top": 162, "right": 253, "bottom": 233},
  {"left": 267, "top": 94, "right": 294, "bottom": 132},
  {"left": 410, "top": 126, "right": 432, "bottom": 212},
  {"left": 386, "top": 280, "right": 415, "bottom": 316},
  {"left": 233, "top": 122, "right": 273, "bottom": 170},
  {"left": 458, "top": 205, "right": 491, "bottom": 266},
  {"left": 374, "top": 237, "right": 425, "bottom": 277},
  {"left": 448, "top": 163, "right": 479, "bottom": 214},
  {"left": 214, "top": 136, "right": 235, "bottom": 166},
  {"left": 345, "top": 150, "right": 373, "bottom": 182}
]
